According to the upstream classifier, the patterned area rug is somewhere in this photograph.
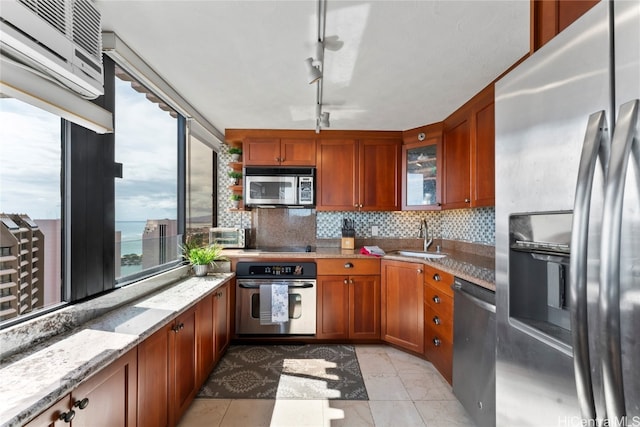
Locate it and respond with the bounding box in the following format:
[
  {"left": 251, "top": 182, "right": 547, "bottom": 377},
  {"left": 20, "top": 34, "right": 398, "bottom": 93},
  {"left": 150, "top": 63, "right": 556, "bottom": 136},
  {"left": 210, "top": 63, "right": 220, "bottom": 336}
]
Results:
[{"left": 197, "top": 344, "right": 368, "bottom": 400}]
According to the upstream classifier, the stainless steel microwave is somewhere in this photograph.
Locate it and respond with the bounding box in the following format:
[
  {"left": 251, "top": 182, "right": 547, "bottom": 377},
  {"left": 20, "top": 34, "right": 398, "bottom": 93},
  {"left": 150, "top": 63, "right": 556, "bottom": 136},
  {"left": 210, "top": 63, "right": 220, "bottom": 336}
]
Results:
[
  {"left": 244, "top": 167, "right": 315, "bottom": 208},
  {"left": 209, "top": 227, "right": 247, "bottom": 248}
]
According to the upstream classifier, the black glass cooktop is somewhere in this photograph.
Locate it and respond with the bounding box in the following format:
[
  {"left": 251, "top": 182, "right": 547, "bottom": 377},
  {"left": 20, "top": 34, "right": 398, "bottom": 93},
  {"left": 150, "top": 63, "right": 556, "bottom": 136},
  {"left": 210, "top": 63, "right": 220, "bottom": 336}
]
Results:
[{"left": 248, "top": 245, "right": 315, "bottom": 253}]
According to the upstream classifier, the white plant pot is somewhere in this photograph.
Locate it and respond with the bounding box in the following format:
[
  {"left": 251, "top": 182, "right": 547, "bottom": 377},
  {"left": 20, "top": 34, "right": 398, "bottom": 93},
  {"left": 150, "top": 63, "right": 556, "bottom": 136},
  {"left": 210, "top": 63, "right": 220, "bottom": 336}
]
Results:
[
  {"left": 231, "top": 153, "right": 241, "bottom": 161},
  {"left": 193, "top": 264, "right": 209, "bottom": 277}
]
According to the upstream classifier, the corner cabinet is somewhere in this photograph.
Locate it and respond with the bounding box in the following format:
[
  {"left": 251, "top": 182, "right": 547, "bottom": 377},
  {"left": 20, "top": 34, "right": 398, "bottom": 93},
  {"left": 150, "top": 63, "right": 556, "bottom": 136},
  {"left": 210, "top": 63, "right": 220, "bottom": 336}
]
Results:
[
  {"left": 316, "top": 258, "right": 381, "bottom": 340},
  {"left": 443, "top": 84, "right": 495, "bottom": 209},
  {"left": 243, "top": 137, "right": 316, "bottom": 166},
  {"left": 401, "top": 131, "right": 443, "bottom": 210},
  {"left": 380, "top": 259, "right": 424, "bottom": 354},
  {"left": 316, "top": 138, "right": 401, "bottom": 211}
]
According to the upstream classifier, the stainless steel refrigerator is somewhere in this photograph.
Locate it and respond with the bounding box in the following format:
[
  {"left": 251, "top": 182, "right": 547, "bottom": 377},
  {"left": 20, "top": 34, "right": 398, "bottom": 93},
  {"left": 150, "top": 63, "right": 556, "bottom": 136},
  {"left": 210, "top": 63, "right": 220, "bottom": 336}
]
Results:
[{"left": 495, "top": 1, "right": 639, "bottom": 426}]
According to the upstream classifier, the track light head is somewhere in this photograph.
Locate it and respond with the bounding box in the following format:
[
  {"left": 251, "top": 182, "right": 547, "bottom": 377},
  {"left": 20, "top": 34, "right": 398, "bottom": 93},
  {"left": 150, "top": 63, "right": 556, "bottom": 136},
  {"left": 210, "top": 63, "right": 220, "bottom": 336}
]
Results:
[
  {"left": 305, "top": 57, "right": 322, "bottom": 84},
  {"left": 320, "top": 111, "right": 330, "bottom": 128}
]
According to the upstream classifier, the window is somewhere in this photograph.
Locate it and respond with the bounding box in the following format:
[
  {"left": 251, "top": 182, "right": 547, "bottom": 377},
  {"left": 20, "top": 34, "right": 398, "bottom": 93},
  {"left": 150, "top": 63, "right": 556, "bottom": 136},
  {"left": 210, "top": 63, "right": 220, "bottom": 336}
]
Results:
[
  {"left": 186, "top": 134, "right": 217, "bottom": 246},
  {"left": 114, "top": 68, "right": 181, "bottom": 282},
  {"left": 0, "top": 98, "right": 64, "bottom": 322}
]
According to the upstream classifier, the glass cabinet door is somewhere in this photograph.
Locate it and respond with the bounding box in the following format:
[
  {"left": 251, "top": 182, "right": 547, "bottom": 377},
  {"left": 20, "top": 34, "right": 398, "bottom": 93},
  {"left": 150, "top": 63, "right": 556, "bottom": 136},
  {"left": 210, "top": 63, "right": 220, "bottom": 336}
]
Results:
[{"left": 402, "top": 139, "right": 442, "bottom": 210}]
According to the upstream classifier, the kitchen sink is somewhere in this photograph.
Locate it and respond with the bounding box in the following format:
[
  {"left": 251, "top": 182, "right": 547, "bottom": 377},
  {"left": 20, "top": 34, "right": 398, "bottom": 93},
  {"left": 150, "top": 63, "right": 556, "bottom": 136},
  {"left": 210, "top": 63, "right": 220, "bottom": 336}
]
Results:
[{"left": 389, "top": 250, "right": 448, "bottom": 259}]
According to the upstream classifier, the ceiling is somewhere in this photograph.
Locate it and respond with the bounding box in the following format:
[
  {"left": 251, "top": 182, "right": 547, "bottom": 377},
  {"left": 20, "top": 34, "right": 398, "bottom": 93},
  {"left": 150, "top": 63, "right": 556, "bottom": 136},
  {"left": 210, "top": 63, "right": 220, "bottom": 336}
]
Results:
[{"left": 96, "top": 1, "right": 530, "bottom": 134}]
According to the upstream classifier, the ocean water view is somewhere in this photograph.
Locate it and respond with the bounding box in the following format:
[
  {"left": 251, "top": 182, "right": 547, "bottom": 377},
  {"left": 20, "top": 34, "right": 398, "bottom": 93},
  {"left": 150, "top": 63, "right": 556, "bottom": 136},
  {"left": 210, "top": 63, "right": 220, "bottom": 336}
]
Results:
[{"left": 116, "top": 220, "right": 145, "bottom": 255}]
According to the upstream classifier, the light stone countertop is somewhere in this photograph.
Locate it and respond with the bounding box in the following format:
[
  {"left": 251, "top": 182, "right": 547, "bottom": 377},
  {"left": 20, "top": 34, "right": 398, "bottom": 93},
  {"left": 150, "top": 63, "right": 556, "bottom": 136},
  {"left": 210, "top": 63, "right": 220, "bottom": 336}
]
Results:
[{"left": 0, "top": 273, "right": 233, "bottom": 427}]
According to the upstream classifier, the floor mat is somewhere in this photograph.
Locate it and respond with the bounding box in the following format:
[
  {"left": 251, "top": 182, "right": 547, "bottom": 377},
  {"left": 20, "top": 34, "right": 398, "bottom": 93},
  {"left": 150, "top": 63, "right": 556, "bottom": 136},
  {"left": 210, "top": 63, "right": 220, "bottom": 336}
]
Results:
[{"left": 197, "top": 344, "right": 369, "bottom": 400}]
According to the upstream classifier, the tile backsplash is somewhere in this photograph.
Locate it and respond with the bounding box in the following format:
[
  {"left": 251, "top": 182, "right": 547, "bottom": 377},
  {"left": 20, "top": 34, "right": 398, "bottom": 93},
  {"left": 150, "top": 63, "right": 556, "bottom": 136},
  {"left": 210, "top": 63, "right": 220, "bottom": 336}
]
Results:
[{"left": 218, "top": 151, "right": 495, "bottom": 246}]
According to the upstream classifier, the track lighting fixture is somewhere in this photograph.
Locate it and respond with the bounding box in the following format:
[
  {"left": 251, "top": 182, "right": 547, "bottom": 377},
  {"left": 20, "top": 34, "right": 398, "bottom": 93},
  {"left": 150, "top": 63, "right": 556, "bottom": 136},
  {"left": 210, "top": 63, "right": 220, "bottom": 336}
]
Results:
[
  {"left": 320, "top": 111, "right": 330, "bottom": 128},
  {"left": 305, "top": 57, "right": 322, "bottom": 84}
]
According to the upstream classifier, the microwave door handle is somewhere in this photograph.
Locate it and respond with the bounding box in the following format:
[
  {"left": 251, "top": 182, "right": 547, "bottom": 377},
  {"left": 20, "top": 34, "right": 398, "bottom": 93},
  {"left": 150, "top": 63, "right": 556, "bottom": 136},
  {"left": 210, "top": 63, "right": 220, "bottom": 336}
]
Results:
[
  {"left": 569, "top": 110, "right": 609, "bottom": 422},
  {"left": 600, "top": 99, "right": 638, "bottom": 421}
]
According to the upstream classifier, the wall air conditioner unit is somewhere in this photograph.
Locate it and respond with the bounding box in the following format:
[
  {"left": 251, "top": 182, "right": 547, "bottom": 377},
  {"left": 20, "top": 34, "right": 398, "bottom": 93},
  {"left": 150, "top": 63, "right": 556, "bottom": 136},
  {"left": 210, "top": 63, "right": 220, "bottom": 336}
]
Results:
[{"left": 0, "top": 0, "right": 104, "bottom": 99}]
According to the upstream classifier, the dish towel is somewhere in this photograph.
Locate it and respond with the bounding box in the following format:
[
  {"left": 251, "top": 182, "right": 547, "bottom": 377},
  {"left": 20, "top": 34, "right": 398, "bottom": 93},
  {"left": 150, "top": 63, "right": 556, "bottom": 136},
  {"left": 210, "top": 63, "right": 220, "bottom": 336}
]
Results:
[{"left": 259, "top": 284, "right": 289, "bottom": 324}]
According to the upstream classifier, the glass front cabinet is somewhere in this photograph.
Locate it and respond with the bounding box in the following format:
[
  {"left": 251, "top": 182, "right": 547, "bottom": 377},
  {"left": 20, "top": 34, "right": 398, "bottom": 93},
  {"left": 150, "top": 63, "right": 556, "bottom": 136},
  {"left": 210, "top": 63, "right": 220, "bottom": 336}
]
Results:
[{"left": 401, "top": 137, "right": 443, "bottom": 210}]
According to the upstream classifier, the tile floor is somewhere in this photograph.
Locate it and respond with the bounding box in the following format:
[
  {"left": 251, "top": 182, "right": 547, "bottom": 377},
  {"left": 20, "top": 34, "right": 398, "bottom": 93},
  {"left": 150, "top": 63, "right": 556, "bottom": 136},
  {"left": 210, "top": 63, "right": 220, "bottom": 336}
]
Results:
[{"left": 178, "top": 344, "right": 476, "bottom": 427}]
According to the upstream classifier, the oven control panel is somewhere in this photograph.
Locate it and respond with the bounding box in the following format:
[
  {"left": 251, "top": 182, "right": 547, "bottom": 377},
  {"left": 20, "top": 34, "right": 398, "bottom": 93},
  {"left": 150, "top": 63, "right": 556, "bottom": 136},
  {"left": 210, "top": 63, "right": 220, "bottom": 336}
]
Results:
[{"left": 236, "top": 262, "right": 317, "bottom": 279}]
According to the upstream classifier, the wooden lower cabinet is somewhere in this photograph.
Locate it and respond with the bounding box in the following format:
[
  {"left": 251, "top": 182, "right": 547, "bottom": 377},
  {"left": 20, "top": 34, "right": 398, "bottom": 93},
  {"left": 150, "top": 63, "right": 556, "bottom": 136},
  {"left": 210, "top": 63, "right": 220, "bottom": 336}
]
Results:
[
  {"left": 381, "top": 260, "right": 425, "bottom": 353},
  {"left": 138, "top": 284, "right": 231, "bottom": 427},
  {"left": 26, "top": 348, "right": 137, "bottom": 427},
  {"left": 423, "top": 265, "right": 455, "bottom": 384},
  {"left": 316, "top": 258, "right": 380, "bottom": 340},
  {"left": 213, "top": 281, "right": 230, "bottom": 360},
  {"left": 317, "top": 274, "right": 380, "bottom": 340}
]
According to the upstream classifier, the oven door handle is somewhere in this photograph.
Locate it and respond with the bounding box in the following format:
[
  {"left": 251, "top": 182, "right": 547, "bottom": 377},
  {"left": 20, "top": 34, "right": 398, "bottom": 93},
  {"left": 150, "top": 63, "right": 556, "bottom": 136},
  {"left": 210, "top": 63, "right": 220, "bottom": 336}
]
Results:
[{"left": 238, "top": 282, "right": 315, "bottom": 289}]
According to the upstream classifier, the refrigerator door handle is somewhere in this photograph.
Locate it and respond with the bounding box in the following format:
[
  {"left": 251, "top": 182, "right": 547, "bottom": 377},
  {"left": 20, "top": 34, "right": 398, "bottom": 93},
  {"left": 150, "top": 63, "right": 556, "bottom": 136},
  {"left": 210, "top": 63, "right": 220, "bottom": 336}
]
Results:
[
  {"left": 600, "top": 99, "right": 639, "bottom": 422},
  {"left": 569, "top": 110, "right": 609, "bottom": 421}
]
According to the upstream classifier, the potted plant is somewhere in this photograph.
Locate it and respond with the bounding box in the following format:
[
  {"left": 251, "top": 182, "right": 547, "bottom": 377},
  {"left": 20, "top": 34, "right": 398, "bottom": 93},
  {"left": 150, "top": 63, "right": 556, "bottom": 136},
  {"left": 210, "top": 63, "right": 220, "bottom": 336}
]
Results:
[
  {"left": 230, "top": 193, "right": 242, "bottom": 209},
  {"left": 228, "top": 146, "right": 242, "bottom": 161},
  {"left": 182, "top": 242, "right": 228, "bottom": 276},
  {"left": 228, "top": 170, "right": 243, "bottom": 185}
]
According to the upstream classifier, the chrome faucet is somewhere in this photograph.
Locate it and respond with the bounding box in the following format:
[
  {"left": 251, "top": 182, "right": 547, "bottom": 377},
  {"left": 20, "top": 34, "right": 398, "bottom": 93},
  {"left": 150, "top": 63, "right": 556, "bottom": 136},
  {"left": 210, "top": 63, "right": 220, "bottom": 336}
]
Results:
[{"left": 417, "top": 218, "right": 433, "bottom": 251}]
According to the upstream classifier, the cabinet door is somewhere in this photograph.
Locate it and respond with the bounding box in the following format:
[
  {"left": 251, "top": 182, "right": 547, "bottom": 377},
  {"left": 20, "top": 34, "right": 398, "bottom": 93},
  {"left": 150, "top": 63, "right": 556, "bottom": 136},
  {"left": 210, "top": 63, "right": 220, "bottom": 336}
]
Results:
[
  {"left": 24, "top": 395, "right": 71, "bottom": 427},
  {"left": 316, "top": 275, "right": 349, "bottom": 339},
  {"left": 316, "top": 139, "right": 358, "bottom": 210},
  {"left": 280, "top": 138, "right": 316, "bottom": 166},
  {"left": 443, "top": 117, "right": 471, "bottom": 209},
  {"left": 381, "top": 260, "right": 424, "bottom": 353},
  {"left": 349, "top": 275, "right": 381, "bottom": 340},
  {"left": 138, "top": 326, "right": 170, "bottom": 427},
  {"left": 170, "top": 307, "right": 197, "bottom": 425},
  {"left": 243, "top": 138, "right": 281, "bottom": 165},
  {"left": 402, "top": 138, "right": 443, "bottom": 210},
  {"left": 196, "top": 294, "right": 215, "bottom": 386},
  {"left": 72, "top": 348, "right": 138, "bottom": 427},
  {"left": 472, "top": 97, "right": 495, "bottom": 207},
  {"left": 214, "top": 282, "right": 230, "bottom": 361},
  {"left": 359, "top": 139, "right": 401, "bottom": 211}
]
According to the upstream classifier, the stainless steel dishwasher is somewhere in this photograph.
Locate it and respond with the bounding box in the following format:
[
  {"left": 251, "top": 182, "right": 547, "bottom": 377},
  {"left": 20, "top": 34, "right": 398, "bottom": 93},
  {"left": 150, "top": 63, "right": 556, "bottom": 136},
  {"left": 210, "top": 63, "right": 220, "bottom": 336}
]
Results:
[{"left": 452, "top": 277, "right": 496, "bottom": 427}]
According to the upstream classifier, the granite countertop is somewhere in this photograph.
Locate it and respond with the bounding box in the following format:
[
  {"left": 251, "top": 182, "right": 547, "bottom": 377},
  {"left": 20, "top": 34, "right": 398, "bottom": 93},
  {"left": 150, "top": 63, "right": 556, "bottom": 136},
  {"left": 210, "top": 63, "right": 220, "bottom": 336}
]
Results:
[
  {"left": 223, "top": 243, "right": 495, "bottom": 291},
  {"left": 0, "top": 274, "right": 233, "bottom": 427}
]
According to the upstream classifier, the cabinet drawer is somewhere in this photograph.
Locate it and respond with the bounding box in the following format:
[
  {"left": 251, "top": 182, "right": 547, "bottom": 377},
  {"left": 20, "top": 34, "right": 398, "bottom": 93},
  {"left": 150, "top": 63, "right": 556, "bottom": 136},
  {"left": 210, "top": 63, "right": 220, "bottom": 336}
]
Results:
[
  {"left": 424, "top": 329, "right": 453, "bottom": 383},
  {"left": 424, "top": 283, "right": 453, "bottom": 315},
  {"left": 317, "top": 258, "right": 380, "bottom": 275},
  {"left": 423, "top": 264, "right": 454, "bottom": 297},
  {"left": 424, "top": 303, "right": 453, "bottom": 340}
]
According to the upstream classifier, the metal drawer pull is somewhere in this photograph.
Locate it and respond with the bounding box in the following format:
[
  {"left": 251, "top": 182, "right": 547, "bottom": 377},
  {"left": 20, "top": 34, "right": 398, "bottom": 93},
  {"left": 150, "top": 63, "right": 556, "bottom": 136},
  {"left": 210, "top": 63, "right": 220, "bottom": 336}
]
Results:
[
  {"left": 432, "top": 295, "right": 441, "bottom": 304},
  {"left": 433, "top": 316, "right": 441, "bottom": 325},
  {"left": 59, "top": 410, "right": 75, "bottom": 423},
  {"left": 74, "top": 398, "right": 89, "bottom": 410},
  {"left": 417, "top": 269, "right": 423, "bottom": 274},
  {"left": 433, "top": 273, "right": 441, "bottom": 282},
  {"left": 344, "top": 279, "right": 348, "bottom": 284},
  {"left": 344, "top": 262, "right": 353, "bottom": 268},
  {"left": 433, "top": 337, "right": 442, "bottom": 347}
]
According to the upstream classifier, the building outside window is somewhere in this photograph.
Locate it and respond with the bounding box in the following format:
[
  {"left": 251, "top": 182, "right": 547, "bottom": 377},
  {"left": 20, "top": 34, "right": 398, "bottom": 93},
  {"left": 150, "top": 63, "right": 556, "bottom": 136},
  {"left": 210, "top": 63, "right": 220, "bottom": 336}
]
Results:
[
  {"left": 0, "top": 98, "right": 63, "bottom": 322},
  {"left": 114, "top": 68, "right": 181, "bottom": 281}
]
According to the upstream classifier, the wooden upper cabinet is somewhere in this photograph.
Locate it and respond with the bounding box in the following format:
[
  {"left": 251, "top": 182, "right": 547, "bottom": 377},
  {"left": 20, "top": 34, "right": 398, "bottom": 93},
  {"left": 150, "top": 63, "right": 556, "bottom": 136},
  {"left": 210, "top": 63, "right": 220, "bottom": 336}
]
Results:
[
  {"left": 532, "top": 0, "right": 600, "bottom": 51},
  {"left": 316, "top": 138, "right": 400, "bottom": 211},
  {"left": 402, "top": 124, "right": 443, "bottom": 210},
  {"left": 443, "top": 84, "right": 495, "bottom": 209},
  {"left": 359, "top": 139, "right": 401, "bottom": 211},
  {"left": 316, "top": 139, "right": 359, "bottom": 210},
  {"left": 443, "top": 116, "right": 471, "bottom": 209},
  {"left": 244, "top": 137, "right": 316, "bottom": 166}
]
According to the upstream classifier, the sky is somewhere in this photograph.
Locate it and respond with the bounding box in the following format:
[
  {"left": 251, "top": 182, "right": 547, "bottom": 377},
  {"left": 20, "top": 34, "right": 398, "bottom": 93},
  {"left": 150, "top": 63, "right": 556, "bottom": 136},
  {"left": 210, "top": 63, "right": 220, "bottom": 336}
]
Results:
[{"left": 0, "top": 78, "right": 179, "bottom": 222}]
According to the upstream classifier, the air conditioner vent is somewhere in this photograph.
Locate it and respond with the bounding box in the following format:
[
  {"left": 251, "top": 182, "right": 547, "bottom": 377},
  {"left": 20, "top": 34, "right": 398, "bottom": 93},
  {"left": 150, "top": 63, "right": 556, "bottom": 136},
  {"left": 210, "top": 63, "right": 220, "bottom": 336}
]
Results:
[
  {"left": 72, "top": 0, "right": 101, "bottom": 62},
  {"left": 18, "top": 0, "right": 66, "bottom": 36}
]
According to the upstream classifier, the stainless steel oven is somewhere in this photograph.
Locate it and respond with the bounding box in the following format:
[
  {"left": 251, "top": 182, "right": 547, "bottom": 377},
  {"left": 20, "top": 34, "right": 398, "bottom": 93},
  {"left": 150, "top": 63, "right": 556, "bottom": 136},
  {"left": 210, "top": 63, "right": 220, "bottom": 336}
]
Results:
[{"left": 235, "top": 261, "right": 317, "bottom": 335}]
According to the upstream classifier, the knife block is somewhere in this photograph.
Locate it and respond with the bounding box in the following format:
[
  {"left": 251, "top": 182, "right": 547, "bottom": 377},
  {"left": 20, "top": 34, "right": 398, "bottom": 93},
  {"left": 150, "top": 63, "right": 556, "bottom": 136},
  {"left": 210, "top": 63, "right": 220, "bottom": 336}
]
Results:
[{"left": 341, "top": 237, "right": 355, "bottom": 249}]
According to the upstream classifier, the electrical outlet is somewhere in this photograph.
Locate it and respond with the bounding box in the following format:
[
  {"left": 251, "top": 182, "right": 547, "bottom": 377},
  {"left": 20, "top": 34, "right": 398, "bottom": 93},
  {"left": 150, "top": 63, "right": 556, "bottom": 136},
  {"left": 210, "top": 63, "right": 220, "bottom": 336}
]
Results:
[{"left": 371, "top": 225, "right": 379, "bottom": 236}]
